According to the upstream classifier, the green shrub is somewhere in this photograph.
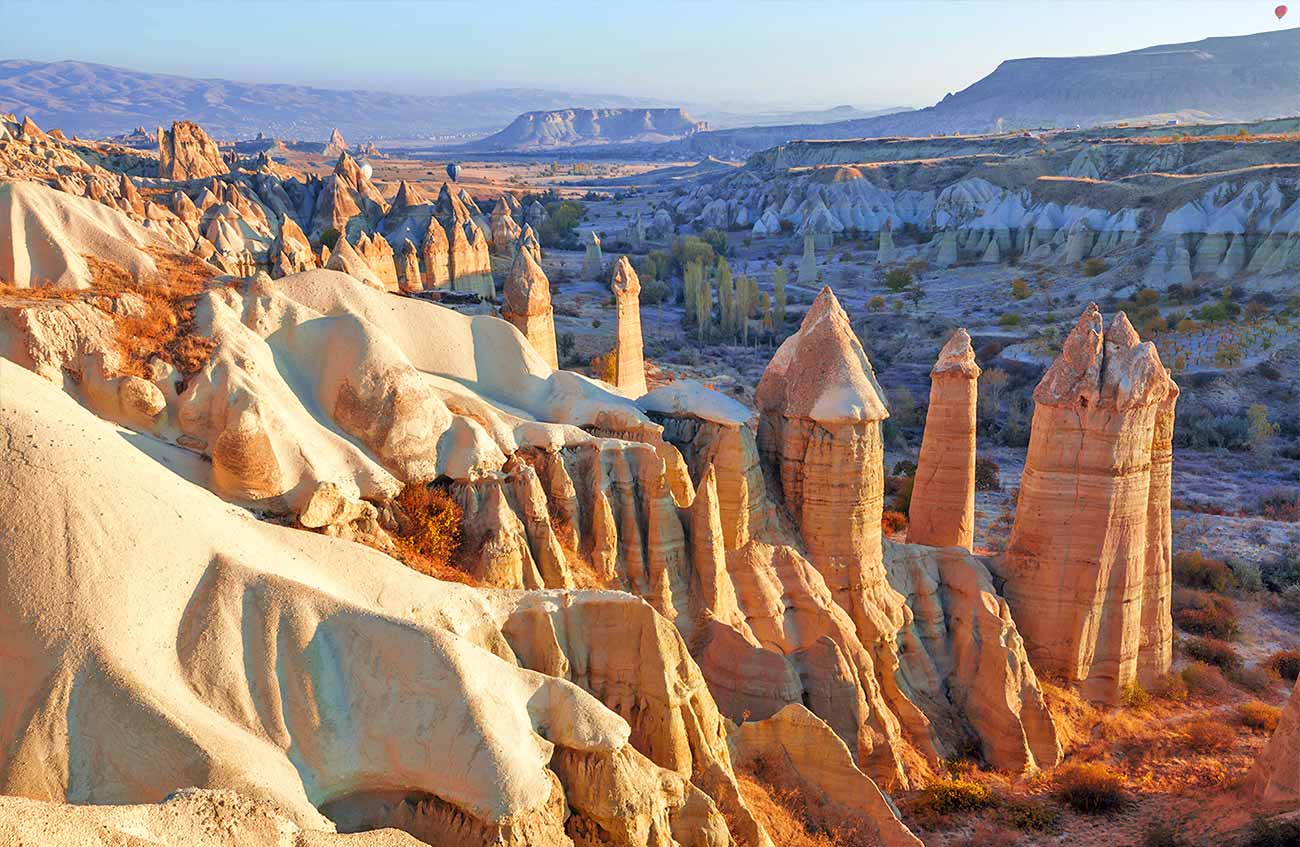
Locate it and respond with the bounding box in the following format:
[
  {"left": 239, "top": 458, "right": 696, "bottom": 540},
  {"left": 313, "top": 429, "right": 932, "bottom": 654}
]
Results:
[
  {"left": 974, "top": 457, "right": 1002, "bottom": 491},
  {"left": 998, "top": 312, "right": 1022, "bottom": 327},
  {"left": 912, "top": 778, "right": 998, "bottom": 816},
  {"left": 1083, "top": 257, "right": 1107, "bottom": 276},
  {"left": 1172, "top": 551, "right": 1236, "bottom": 592},
  {"left": 1010, "top": 278, "right": 1030, "bottom": 300},
  {"left": 1185, "top": 637, "right": 1242, "bottom": 671},
  {"left": 1121, "top": 680, "right": 1151, "bottom": 708},
  {"left": 996, "top": 795, "right": 1061, "bottom": 832},
  {"left": 1053, "top": 763, "right": 1128, "bottom": 814},
  {"left": 884, "top": 268, "right": 913, "bottom": 292}
]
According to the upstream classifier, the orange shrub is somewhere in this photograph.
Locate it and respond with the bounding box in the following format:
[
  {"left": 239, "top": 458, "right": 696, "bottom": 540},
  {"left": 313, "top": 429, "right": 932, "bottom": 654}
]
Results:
[
  {"left": 395, "top": 483, "right": 465, "bottom": 578},
  {"left": 1052, "top": 763, "right": 1128, "bottom": 814},
  {"left": 1180, "top": 719, "right": 1235, "bottom": 754},
  {"left": 882, "top": 509, "right": 908, "bottom": 535},
  {"left": 1266, "top": 648, "right": 1300, "bottom": 681},
  {"left": 1237, "top": 701, "right": 1282, "bottom": 732}
]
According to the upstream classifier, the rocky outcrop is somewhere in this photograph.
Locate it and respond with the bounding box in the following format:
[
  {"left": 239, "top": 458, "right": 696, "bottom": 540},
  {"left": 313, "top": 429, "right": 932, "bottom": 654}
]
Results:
[
  {"left": 356, "top": 232, "right": 399, "bottom": 292},
  {"left": 397, "top": 238, "right": 421, "bottom": 293},
  {"left": 730, "top": 705, "right": 921, "bottom": 847},
  {"left": 158, "top": 120, "right": 228, "bottom": 181},
  {"left": 610, "top": 256, "right": 647, "bottom": 397},
  {"left": 908, "top": 329, "right": 980, "bottom": 551},
  {"left": 323, "top": 127, "right": 348, "bottom": 159},
  {"left": 502, "top": 248, "right": 558, "bottom": 368},
  {"left": 1249, "top": 677, "right": 1300, "bottom": 810},
  {"left": 999, "top": 304, "right": 1177, "bottom": 703},
  {"left": 448, "top": 219, "right": 495, "bottom": 298}
]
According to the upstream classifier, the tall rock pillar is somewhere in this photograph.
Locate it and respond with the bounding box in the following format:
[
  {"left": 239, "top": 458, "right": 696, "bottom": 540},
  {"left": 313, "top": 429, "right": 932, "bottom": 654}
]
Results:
[
  {"left": 502, "top": 248, "right": 559, "bottom": 369},
  {"left": 755, "top": 287, "right": 900, "bottom": 644},
  {"left": 610, "top": 256, "right": 647, "bottom": 397},
  {"left": 1000, "top": 304, "right": 1177, "bottom": 703},
  {"left": 908, "top": 329, "right": 980, "bottom": 551}
]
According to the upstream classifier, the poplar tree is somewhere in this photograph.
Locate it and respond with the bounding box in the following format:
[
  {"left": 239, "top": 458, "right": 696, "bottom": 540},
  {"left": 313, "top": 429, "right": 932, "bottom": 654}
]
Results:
[{"left": 772, "top": 266, "right": 788, "bottom": 331}]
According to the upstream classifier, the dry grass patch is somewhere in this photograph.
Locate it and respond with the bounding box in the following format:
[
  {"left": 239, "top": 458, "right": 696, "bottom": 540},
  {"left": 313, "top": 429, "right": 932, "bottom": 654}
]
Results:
[
  {"left": 391, "top": 482, "right": 475, "bottom": 585},
  {"left": 1052, "top": 762, "right": 1129, "bottom": 814},
  {"left": 1237, "top": 701, "right": 1282, "bottom": 732},
  {"left": 735, "top": 755, "right": 879, "bottom": 847}
]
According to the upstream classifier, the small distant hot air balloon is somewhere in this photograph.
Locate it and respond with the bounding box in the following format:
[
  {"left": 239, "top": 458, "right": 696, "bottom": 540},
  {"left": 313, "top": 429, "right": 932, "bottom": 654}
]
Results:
[
  {"left": 1276, "top": 4, "right": 1288, "bottom": 19},
  {"left": 446, "top": 162, "right": 461, "bottom": 182}
]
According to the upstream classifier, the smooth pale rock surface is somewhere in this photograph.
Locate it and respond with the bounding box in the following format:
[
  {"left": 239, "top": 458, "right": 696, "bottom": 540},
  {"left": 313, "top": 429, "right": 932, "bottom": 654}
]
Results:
[
  {"left": 158, "top": 120, "right": 228, "bottom": 180},
  {"left": 1249, "top": 677, "right": 1300, "bottom": 809},
  {"left": 0, "top": 358, "right": 766, "bottom": 847},
  {"left": 0, "top": 181, "right": 168, "bottom": 288},
  {"left": 610, "top": 256, "right": 647, "bottom": 397},
  {"left": 502, "top": 247, "right": 558, "bottom": 369},
  {"left": 908, "top": 329, "right": 980, "bottom": 551},
  {"left": 999, "top": 304, "right": 1177, "bottom": 703}
]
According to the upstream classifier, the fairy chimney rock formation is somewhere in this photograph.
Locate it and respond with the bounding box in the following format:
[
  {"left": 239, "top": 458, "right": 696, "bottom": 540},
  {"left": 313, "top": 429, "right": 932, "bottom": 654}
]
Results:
[
  {"left": 755, "top": 286, "right": 893, "bottom": 635},
  {"left": 908, "top": 329, "right": 980, "bottom": 550},
  {"left": 490, "top": 195, "right": 522, "bottom": 255},
  {"left": 503, "top": 248, "right": 558, "bottom": 368},
  {"left": 582, "top": 230, "right": 604, "bottom": 278},
  {"left": 397, "top": 238, "right": 422, "bottom": 293},
  {"left": 420, "top": 216, "right": 451, "bottom": 289},
  {"left": 157, "top": 121, "right": 228, "bottom": 181},
  {"left": 797, "top": 230, "right": 818, "bottom": 283},
  {"left": 610, "top": 256, "right": 647, "bottom": 397},
  {"left": 1000, "top": 304, "right": 1177, "bottom": 703}
]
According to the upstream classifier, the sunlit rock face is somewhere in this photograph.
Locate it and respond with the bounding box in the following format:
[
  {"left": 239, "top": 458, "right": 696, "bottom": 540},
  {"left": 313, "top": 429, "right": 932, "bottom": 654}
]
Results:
[
  {"left": 1249, "top": 678, "right": 1300, "bottom": 810},
  {"left": 502, "top": 248, "right": 558, "bottom": 368},
  {"left": 158, "top": 120, "right": 228, "bottom": 181},
  {"left": 610, "top": 256, "right": 647, "bottom": 397},
  {"left": 908, "top": 329, "right": 980, "bottom": 552},
  {"left": 999, "top": 303, "right": 1177, "bottom": 704}
]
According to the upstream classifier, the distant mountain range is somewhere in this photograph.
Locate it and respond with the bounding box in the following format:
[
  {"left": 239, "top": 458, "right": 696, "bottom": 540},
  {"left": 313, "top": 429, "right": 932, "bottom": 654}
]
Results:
[
  {"left": 639, "top": 27, "right": 1300, "bottom": 159},
  {"left": 0, "top": 59, "right": 672, "bottom": 140},
  {"left": 4, "top": 28, "right": 1298, "bottom": 154},
  {"left": 463, "top": 108, "right": 709, "bottom": 151}
]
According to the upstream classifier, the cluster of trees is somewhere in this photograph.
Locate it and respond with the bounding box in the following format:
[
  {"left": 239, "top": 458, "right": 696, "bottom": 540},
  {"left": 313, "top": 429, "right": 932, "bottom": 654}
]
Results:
[
  {"left": 681, "top": 258, "right": 787, "bottom": 345},
  {"left": 518, "top": 190, "right": 585, "bottom": 248}
]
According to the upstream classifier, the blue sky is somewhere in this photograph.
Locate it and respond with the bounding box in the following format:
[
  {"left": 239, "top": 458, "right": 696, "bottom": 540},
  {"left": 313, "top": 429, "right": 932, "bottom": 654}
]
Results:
[{"left": 1, "top": 1, "right": 1291, "bottom": 109}]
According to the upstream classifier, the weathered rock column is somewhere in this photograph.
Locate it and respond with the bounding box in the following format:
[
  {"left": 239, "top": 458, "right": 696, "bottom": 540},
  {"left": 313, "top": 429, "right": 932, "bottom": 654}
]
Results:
[
  {"left": 1138, "top": 376, "right": 1178, "bottom": 683},
  {"left": 755, "top": 287, "right": 900, "bottom": 643},
  {"left": 908, "top": 329, "right": 980, "bottom": 550},
  {"left": 610, "top": 256, "right": 647, "bottom": 397},
  {"left": 1000, "top": 304, "right": 1177, "bottom": 703},
  {"left": 502, "top": 248, "right": 558, "bottom": 369},
  {"left": 582, "top": 230, "right": 604, "bottom": 278}
]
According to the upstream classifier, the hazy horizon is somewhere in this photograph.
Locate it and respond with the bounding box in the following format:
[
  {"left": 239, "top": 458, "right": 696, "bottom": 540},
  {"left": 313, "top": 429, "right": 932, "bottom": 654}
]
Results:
[{"left": 2, "top": 0, "right": 1296, "bottom": 113}]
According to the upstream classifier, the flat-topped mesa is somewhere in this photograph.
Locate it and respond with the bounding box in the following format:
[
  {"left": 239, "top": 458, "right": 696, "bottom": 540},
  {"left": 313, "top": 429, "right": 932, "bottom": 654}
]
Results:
[
  {"left": 755, "top": 287, "right": 895, "bottom": 638},
  {"left": 490, "top": 195, "right": 522, "bottom": 256},
  {"left": 1001, "top": 303, "right": 1177, "bottom": 704},
  {"left": 908, "top": 329, "right": 980, "bottom": 551},
  {"left": 502, "top": 248, "right": 558, "bottom": 368},
  {"left": 157, "top": 120, "right": 228, "bottom": 181},
  {"left": 610, "top": 256, "right": 647, "bottom": 397}
]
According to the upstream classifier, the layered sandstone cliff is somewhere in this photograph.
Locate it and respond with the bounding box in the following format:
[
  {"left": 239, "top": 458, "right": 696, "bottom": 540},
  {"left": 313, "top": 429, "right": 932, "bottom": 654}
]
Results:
[
  {"left": 998, "top": 304, "right": 1177, "bottom": 703},
  {"left": 908, "top": 329, "right": 980, "bottom": 551}
]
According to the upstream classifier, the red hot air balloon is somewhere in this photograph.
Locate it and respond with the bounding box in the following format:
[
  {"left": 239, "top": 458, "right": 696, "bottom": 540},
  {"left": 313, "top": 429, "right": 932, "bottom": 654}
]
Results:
[{"left": 1277, "top": 4, "right": 1289, "bottom": 19}]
